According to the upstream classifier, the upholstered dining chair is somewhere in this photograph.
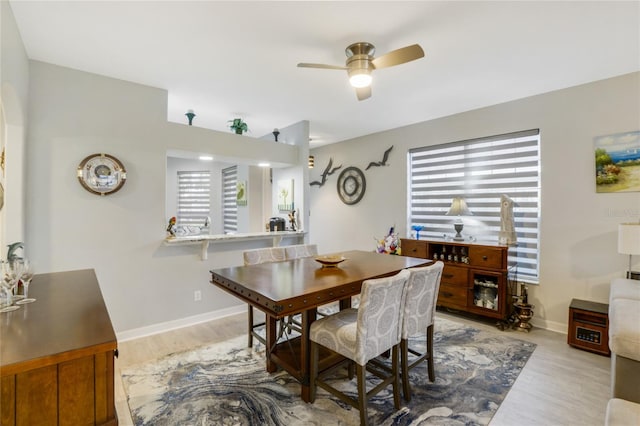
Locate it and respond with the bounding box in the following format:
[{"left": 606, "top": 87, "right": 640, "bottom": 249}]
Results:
[
  {"left": 281, "top": 244, "right": 319, "bottom": 334},
  {"left": 284, "top": 243, "right": 318, "bottom": 260},
  {"left": 400, "top": 261, "right": 444, "bottom": 401},
  {"left": 309, "top": 269, "right": 410, "bottom": 426},
  {"left": 242, "top": 247, "right": 286, "bottom": 348}
]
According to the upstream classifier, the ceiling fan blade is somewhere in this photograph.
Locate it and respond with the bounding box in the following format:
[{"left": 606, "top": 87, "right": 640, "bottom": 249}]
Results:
[
  {"left": 371, "top": 44, "right": 425, "bottom": 69},
  {"left": 297, "top": 62, "right": 348, "bottom": 71},
  {"left": 356, "top": 86, "right": 371, "bottom": 101}
]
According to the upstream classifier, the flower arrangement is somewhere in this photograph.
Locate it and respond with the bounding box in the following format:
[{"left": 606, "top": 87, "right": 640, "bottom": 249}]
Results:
[
  {"left": 228, "top": 118, "right": 249, "bottom": 135},
  {"left": 376, "top": 226, "right": 401, "bottom": 255}
]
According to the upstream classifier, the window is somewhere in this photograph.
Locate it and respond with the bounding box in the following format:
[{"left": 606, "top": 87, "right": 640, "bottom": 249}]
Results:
[
  {"left": 177, "top": 170, "right": 211, "bottom": 227},
  {"left": 222, "top": 166, "right": 238, "bottom": 234},
  {"left": 408, "top": 129, "right": 540, "bottom": 283}
]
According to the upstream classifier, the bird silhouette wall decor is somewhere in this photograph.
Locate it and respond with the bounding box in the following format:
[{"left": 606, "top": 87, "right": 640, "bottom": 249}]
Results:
[
  {"left": 310, "top": 158, "right": 342, "bottom": 187},
  {"left": 365, "top": 146, "right": 393, "bottom": 170}
]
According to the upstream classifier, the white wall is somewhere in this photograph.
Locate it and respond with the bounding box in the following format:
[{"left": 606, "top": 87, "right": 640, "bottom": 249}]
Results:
[
  {"left": 24, "top": 60, "right": 304, "bottom": 333},
  {"left": 269, "top": 120, "right": 311, "bottom": 235},
  {"left": 1, "top": 0, "right": 29, "bottom": 255},
  {"left": 309, "top": 72, "right": 640, "bottom": 333}
]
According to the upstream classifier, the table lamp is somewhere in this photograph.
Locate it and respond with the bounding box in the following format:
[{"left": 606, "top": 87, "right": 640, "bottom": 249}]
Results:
[
  {"left": 446, "top": 197, "right": 472, "bottom": 241},
  {"left": 618, "top": 222, "right": 640, "bottom": 279}
]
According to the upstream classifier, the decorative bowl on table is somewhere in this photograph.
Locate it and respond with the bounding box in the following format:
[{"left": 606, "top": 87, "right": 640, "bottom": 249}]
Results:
[{"left": 314, "top": 255, "right": 347, "bottom": 268}]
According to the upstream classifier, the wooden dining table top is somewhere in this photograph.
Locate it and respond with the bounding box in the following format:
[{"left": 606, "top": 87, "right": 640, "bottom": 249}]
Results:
[{"left": 210, "top": 250, "right": 431, "bottom": 317}]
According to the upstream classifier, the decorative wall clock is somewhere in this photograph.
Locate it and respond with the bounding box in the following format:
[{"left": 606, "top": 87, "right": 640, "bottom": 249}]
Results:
[
  {"left": 77, "top": 153, "right": 127, "bottom": 196},
  {"left": 337, "top": 166, "right": 366, "bottom": 205}
]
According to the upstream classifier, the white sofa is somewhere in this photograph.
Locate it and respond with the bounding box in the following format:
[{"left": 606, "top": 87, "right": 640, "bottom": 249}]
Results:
[
  {"left": 605, "top": 398, "right": 640, "bottom": 426},
  {"left": 605, "top": 278, "right": 640, "bottom": 426},
  {"left": 608, "top": 278, "right": 640, "bottom": 403}
]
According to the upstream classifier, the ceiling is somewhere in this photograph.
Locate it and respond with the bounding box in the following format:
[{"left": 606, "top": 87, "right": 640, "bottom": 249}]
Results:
[{"left": 9, "top": 1, "right": 640, "bottom": 147}]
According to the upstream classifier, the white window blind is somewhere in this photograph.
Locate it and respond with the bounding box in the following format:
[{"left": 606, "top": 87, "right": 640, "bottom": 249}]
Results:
[
  {"left": 222, "top": 166, "right": 237, "bottom": 234},
  {"left": 177, "top": 170, "right": 211, "bottom": 226},
  {"left": 408, "top": 129, "right": 540, "bottom": 283}
]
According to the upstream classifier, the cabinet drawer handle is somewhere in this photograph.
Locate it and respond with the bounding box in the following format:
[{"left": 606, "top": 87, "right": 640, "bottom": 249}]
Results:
[
  {"left": 482, "top": 256, "right": 488, "bottom": 260},
  {"left": 443, "top": 273, "right": 454, "bottom": 279}
]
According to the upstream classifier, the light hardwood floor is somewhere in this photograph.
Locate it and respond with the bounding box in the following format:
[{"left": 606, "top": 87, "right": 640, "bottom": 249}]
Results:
[{"left": 114, "top": 310, "right": 611, "bottom": 425}]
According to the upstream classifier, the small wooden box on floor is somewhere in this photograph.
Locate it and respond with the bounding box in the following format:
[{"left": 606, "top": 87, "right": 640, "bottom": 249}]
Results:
[
  {"left": 1, "top": 269, "right": 118, "bottom": 425},
  {"left": 568, "top": 298, "right": 610, "bottom": 356}
]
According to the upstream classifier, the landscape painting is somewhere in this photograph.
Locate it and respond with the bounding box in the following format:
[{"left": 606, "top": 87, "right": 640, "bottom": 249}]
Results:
[{"left": 595, "top": 130, "right": 640, "bottom": 193}]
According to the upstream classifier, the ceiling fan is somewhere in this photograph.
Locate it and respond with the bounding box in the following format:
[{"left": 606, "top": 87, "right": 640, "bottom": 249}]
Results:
[{"left": 297, "top": 42, "right": 425, "bottom": 101}]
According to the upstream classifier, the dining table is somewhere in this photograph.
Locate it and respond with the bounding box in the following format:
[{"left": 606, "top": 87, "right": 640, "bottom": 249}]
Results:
[{"left": 209, "top": 249, "right": 431, "bottom": 402}]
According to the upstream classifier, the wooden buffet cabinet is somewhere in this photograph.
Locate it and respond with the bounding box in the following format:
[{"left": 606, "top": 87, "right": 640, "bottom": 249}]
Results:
[
  {"left": 1, "top": 269, "right": 118, "bottom": 425},
  {"left": 401, "top": 238, "right": 515, "bottom": 321}
]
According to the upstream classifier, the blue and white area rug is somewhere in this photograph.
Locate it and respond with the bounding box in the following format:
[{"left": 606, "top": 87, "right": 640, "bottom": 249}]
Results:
[{"left": 122, "top": 317, "right": 535, "bottom": 425}]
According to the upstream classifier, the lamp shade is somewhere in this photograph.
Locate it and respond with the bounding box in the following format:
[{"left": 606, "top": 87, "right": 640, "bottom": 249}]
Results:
[
  {"left": 446, "top": 197, "right": 472, "bottom": 216},
  {"left": 618, "top": 223, "right": 640, "bottom": 255}
]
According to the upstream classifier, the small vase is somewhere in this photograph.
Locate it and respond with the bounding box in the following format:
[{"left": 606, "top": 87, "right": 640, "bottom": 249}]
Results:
[{"left": 235, "top": 129, "right": 243, "bottom": 135}]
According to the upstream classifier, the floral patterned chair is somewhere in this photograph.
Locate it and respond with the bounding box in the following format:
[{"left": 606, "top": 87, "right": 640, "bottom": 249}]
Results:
[
  {"left": 309, "top": 269, "right": 410, "bottom": 426},
  {"left": 284, "top": 244, "right": 318, "bottom": 260},
  {"left": 242, "top": 247, "right": 286, "bottom": 348},
  {"left": 400, "top": 261, "right": 444, "bottom": 401}
]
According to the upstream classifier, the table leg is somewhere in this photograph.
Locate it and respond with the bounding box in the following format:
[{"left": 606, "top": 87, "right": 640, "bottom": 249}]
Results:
[
  {"left": 265, "top": 314, "right": 278, "bottom": 373},
  {"left": 300, "top": 307, "right": 317, "bottom": 403},
  {"left": 339, "top": 297, "right": 352, "bottom": 310}
]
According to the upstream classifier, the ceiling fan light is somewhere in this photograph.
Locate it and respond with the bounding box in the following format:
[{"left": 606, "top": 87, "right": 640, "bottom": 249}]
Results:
[{"left": 349, "top": 70, "right": 372, "bottom": 88}]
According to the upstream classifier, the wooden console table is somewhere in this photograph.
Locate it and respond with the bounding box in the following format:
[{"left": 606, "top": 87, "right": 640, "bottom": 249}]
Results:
[
  {"left": 401, "top": 238, "right": 515, "bottom": 321},
  {"left": 1, "top": 269, "right": 118, "bottom": 425}
]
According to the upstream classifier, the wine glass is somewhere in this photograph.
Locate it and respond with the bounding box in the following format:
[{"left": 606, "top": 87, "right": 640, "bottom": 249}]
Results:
[
  {"left": 1, "top": 260, "right": 23, "bottom": 312},
  {"left": 16, "top": 259, "right": 35, "bottom": 304}
]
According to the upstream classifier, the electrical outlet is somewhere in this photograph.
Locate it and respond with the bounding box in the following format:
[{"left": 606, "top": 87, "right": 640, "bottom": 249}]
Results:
[{"left": 194, "top": 290, "right": 202, "bottom": 302}]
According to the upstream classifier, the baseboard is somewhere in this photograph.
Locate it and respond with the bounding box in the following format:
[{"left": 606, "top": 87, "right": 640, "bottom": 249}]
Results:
[
  {"left": 117, "top": 304, "right": 246, "bottom": 342},
  {"left": 531, "top": 317, "right": 567, "bottom": 335},
  {"left": 116, "top": 304, "right": 569, "bottom": 343}
]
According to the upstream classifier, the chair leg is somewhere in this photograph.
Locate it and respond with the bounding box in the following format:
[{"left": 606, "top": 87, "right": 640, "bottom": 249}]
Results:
[
  {"left": 426, "top": 324, "right": 435, "bottom": 382},
  {"left": 310, "top": 341, "right": 319, "bottom": 403},
  {"left": 400, "top": 338, "right": 411, "bottom": 402},
  {"left": 356, "top": 364, "right": 369, "bottom": 426},
  {"left": 247, "top": 305, "right": 254, "bottom": 348},
  {"left": 392, "top": 344, "right": 401, "bottom": 410}
]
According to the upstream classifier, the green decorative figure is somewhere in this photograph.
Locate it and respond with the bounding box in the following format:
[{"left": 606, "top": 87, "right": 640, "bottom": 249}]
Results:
[{"left": 7, "top": 242, "right": 24, "bottom": 262}]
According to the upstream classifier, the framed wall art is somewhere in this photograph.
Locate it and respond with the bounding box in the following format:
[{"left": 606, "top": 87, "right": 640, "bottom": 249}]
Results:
[
  {"left": 595, "top": 130, "right": 640, "bottom": 193},
  {"left": 236, "top": 180, "right": 247, "bottom": 206},
  {"left": 277, "top": 179, "right": 294, "bottom": 212}
]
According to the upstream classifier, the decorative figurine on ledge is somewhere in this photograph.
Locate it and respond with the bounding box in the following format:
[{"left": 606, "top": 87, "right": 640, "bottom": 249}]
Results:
[
  {"left": 166, "top": 217, "right": 177, "bottom": 238},
  {"left": 411, "top": 225, "right": 424, "bottom": 240},
  {"left": 499, "top": 194, "right": 517, "bottom": 245},
  {"left": 288, "top": 210, "right": 297, "bottom": 231},
  {"left": 7, "top": 242, "right": 24, "bottom": 262}
]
